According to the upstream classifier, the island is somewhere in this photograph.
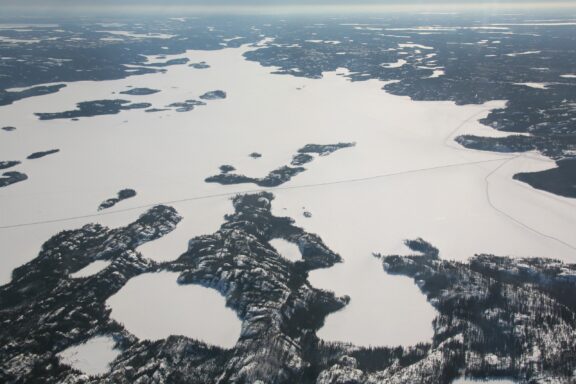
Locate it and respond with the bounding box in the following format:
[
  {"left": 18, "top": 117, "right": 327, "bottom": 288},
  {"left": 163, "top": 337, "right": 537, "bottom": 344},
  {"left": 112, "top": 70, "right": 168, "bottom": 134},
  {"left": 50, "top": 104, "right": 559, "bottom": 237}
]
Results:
[
  {"left": 206, "top": 143, "right": 355, "bottom": 187},
  {"left": 98, "top": 189, "right": 137, "bottom": 210},
  {"left": 199, "top": 90, "right": 227, "bottom": 100},
  {"left": 0, "top": 161, "right": 20, "bottom": 170},
  {"left": 0, "top": 171, "right": 28, "bottom": 188},
  {"left": 119, "top": 87, "right": 160, "bottom": 96},
  {"left": 35, "top": 100, "right": 152, "bottom": 120},
  {"left": 27, "top": 149, "right": 60, "bottom": 159}
]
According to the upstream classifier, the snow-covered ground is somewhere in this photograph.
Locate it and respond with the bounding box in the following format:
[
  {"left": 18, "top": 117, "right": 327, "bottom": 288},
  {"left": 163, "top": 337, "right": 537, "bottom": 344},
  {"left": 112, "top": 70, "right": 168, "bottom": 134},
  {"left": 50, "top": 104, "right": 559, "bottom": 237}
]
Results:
[
  {"left": 95, "top": 30, "right": 176, "bottom": 39},
  {"left": 56, "top": 335, "right": 119, "bottom": 376},
  {"left": 452, "top": 378, "right": 516, "bottom": 384},
  {"left": 381, "top": 59, "right": 407, "bottom": 68},
  {"left": 1, "top": 43, "right": 575, "bottom": 348},
  {"left": 513, "top": 82, "right": 550, "bottom": 89},
  {"left": 270, "top": 238, "right": 302, "bottom": 262},
  {"left": 70, "top": 260, "right": 111, "bottom": 278},
  {"left": 106, "top": 271, "right": 241, "bottom": 348}
]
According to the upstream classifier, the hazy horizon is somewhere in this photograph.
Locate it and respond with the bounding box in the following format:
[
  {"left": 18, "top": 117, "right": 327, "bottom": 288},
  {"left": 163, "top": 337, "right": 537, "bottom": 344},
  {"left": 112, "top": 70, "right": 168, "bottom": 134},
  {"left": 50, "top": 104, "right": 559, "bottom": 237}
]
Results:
[{"left": 1, "top": 0, "right": 576, "bottom": 16}]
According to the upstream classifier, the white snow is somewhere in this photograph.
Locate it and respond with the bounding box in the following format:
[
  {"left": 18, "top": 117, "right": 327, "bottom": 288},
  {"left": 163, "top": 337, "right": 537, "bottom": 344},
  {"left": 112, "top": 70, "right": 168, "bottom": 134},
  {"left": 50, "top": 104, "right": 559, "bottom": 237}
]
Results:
[
  {"left": 309, "top": 256, "right": 435, "bottom": 347},
  {"left": 304, "top": 40, "right": 342, "bottom": 45},
  {"left": 453, "top": 379, "right": 516, "bottom": 384},
  {"left": 306, "top": 40, "right": 341, "bottom": 45},
  {"left": 70, "top": 260, "right": 111, "bottom": 278},
  {"left": 57, "top": 335, "right": 119, "bottom": 376},
  {"left": 354, "top": 26, "right": 384, "bottom": 31},
  {"left": 0, "top": 24, "right": 59, "bottom": 29},
  {"left": 269, "top": 238, "right": 301, "bottom": 262},
  {"left": 106, "top": 271, "right": 241, "bottom": 348},
  {"left": 399, "top": 43, "right": 434, "bottom": 50},
  {"left": 0, "top": 45, "right": 575, "bottom": 349},
  {"left": 0, "top": 37, "right": 42, "bottom": 44},
  {"left": 505, "top": 50, "right": 541, "bottom": 57},
  {"left": 95, "top": 31, "right": 176, "bottom": 39},
  {"left": 492, "top": 22, "right": 576, "bottom": 26},
  {"left": 381, "top": 59, "right": 407, "bottom": 68},
  {"left": 430, "top": 69, "right": 445, "bottom": 78},
  {"left": 513, "top": 82, "right": 550, "bottom": 89}
]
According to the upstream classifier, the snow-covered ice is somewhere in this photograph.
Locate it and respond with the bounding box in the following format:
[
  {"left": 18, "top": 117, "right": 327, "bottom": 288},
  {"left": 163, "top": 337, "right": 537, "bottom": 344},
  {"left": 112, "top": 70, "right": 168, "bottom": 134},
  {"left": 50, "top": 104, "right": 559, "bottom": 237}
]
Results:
[
  {"left": 70, "top": 260, "right": 111, "bottom": 278},
  {"left": 106, "top": 271, "right": 241, "bottom": 348},
  {"left": 57, "top": 335, "right": 119, "bottom": 376}
]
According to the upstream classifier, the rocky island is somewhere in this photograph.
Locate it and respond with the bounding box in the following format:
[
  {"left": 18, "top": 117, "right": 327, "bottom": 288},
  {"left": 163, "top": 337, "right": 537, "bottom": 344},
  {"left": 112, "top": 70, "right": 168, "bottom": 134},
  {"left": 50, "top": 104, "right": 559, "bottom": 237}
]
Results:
[
  {"left": 0, "top": 171, "right": 28, "bottom": 188},
  {"left": 35, "top": 100, "right": 152, "bottom": 120},
  {"left": 119, "top": 87, "right": 160, "bottom": 96},
  {"left": 98, "top": 189, "right": 137, "bottom": 211},
  {"left": 27, "top": 149, "right": 60, "bottom": 159}
]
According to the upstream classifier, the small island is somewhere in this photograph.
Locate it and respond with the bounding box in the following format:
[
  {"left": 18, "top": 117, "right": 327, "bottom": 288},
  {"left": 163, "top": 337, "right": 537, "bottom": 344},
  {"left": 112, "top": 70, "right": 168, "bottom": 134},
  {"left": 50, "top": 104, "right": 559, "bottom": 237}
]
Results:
[
  {"left": 199, "top": 90, "right": 226, "bottom": 100},
  {"left": 119, "top": 88, "right": 160, "bottom": 96},
  {"left": 35, "top": 99, "right": 152, "bottom": 120},
  {"left": 0, "top": 171, "right": 28, "bottom": 188},
  {"left": 167, "top": 99, "right": 206, "bottom": 112},
  {"left": 219, "top": 164, "right": 236, "bottom": 174},
  {"left": 0, "top": 161, "right": 20, "bottom": 170},
  {"left": 98, "top": 188, "right": 137, "bottom": 210},
  {"left": 189, "top": 62, "right": 210, "bottom": 69},
  {"left": 27, "top": 149, "right": 60, "bottom": 160}
]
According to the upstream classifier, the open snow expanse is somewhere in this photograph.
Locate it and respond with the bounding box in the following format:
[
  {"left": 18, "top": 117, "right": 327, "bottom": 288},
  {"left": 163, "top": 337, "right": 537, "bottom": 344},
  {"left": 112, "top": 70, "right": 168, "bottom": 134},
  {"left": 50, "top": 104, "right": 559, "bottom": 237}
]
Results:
[
  {"left": 106, "top": 271, "right": 241, "bottom": 348},
  {"left": 452, "top": 378, "right": 516, "bottom": 384},
  {"left": 1, "top": 43, "right": 575, "bottom": 347},
  {"left": 56, "top": 335, "right": 119, "bottom": 376}
]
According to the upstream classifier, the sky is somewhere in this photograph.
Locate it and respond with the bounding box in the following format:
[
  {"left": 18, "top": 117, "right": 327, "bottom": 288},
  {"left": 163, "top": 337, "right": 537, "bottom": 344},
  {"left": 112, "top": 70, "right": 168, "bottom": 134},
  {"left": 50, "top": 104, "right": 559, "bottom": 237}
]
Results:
[{"left": 1, "top": 0, "right": 575, "bottom": 15}]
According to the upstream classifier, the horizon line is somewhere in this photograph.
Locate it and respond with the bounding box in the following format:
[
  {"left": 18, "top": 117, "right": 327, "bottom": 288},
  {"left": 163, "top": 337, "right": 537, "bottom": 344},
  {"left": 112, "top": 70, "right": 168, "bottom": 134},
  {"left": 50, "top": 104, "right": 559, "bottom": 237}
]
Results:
[{"left": 3, "top": 2, "right": 576, "bottom": 16}]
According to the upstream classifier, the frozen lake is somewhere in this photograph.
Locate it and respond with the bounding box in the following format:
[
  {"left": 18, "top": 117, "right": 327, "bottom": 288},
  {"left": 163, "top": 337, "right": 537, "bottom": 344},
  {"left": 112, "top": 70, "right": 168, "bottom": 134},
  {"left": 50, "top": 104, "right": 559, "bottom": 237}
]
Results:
[
  {"left": 106, "top": 271, "right": 241, "bottom": 348},
  {"left": 1, "top": 43, "right": 575, "bottom": 348},
  {"left": 56, "top": 335, "right": 119, "bottom": 376}
]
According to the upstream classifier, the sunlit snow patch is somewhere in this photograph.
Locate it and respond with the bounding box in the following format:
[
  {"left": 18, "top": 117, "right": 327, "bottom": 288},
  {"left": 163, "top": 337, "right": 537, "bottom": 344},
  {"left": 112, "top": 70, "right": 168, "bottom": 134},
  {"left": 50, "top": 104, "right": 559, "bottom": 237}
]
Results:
[
  {"left": 452, "top": 378, "right": 516, "bottom": 384},
  {"left": 381, "top": 59, "right": 407, "bottom": 68},
  {"left": 270, "top": 238, "right": 301, "bottom": 262},
  {"left": 57, "top": 335, "right": 119, "bottom": 376},
  {"left": 513, "top": 82, "right": 550, "bottom": 89},
  {"left": 70, "top": 260, "right": 111, "bottom": 278}
]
